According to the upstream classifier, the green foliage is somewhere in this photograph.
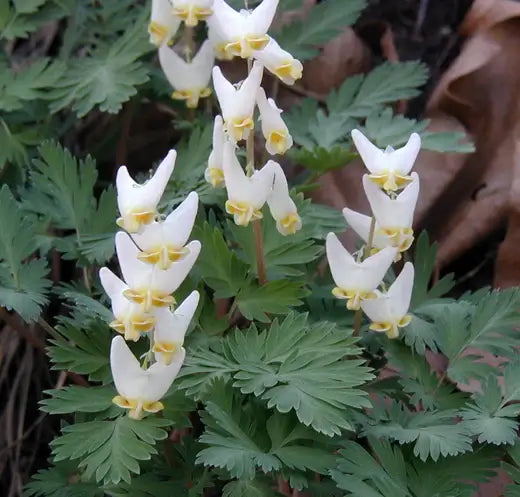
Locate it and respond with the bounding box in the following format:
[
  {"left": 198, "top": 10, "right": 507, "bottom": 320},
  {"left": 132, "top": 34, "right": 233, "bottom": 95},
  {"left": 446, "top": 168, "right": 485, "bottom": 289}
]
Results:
[
  {"left": 0, "top": 184, "right": 51, "bottom": 321},
  {"left": 51, "top": 416, "right": 173, "bottom": 485},
  {"left": 49, "top": 16, "right": 150, "bottom": 117},
  {"left": 180, "top": 312, "right": 373, "bottom": 436},
  {"left": 364, "top": 402, "right": 472, "bottom": 462},
  {"left": 332, "top": 438, "right": 499, "bottom": 497},
  {"left": 23, "top": 141, "right": 116, "bottom": 263},
  {"left": 276, "top": 0, "right": 367, "bottom": 60},
  {"left": 47, "top": 317, "right": 111, "bottom": 383},
  {"left": 40, "top": 385, "right": 115, "bottom": 415},
  {"left": 197, "top": 380, "right": 336, "bottom": 481},
  {"left": 25, "top": 462, "right": 104, "bottom": 497}
]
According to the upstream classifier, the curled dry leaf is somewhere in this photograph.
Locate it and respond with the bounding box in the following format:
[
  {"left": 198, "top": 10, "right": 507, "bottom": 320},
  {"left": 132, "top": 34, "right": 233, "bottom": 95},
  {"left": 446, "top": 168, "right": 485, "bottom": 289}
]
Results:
[{"left": 423, "top": 0, "right": 520, "bottom": 285}]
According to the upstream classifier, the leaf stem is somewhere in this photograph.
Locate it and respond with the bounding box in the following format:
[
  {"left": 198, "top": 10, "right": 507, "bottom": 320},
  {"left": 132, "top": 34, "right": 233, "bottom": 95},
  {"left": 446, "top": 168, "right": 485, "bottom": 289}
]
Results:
[{"left": 354, "top": 216, "right": 376, "bottom": 337}]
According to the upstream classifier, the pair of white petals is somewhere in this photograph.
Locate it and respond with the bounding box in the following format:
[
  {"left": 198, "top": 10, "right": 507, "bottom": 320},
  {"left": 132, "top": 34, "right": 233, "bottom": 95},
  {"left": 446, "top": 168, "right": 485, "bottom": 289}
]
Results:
[
  {"left": 326, "top": 234, "right": 414, "bottom": 338},
  {"left": 212, "top": 64, "right": 292, "bottom": 154},
  {"left": 352, "top": 129, "right": 421, "bottom": 193},
  {"left": 343, "top": 173, "right": 420, "bottom": 255},
  {"left": 223, "top": 141, "right": 301, "bottom": 234},
  {"left": 158, "top": 40, "right": 215, "bottom": 108},
  {"left": 110, "top": 335, "right": 185, "bottom": 419},
  {"left": 150, "top": 0, "right": 214, "bottom": 46}
]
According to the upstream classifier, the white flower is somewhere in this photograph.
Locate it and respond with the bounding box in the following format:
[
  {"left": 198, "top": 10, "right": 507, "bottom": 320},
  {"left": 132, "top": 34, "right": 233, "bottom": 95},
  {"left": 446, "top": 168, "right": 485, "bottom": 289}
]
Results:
[
  {"left": 99, "top": 267, "right": 155, "bottom": 342},
  {"left": 172, "top": 0, "right": 214, "bottom": 27},
  {"left": 351, "top": 129, "right": 421, "bottom": 192},
  {"left": 208, "top": 23, "right": 234, "bottom": 60},
  {"left": 362, "top": 173, "right": 420, "bottom": 253},
  {"left": 223, "top": 141, "right": 275, "bottom": 226},
  {"left": 256, "top": 87, "right": 293, "bottom": 156},
  {"left": 266, "top": 161, "right": 301, "bottom": 235},
  {"left": 326, "top": 232, "right": 397, "bottom": 310},
  {"left": 159, "top": 40, "right": 214, "bottom": 108},
  {"left": 110, "top": 335, "right": 185, "bottom": 419},
  {"left": 131, "top": 192, "right": 199, "bottom": 270},
  {"left": 116, "top": 150, "right": 176, "bottom": 233},
  {"left": 342, "top": 208, "right": 392, "bottom": 255},
  {"left": 212, "top": 62, "right": 263, "bottom": 142},
  {"left": 153, "top": 291, "right": 199, "bottom": 365},
  {"left": 149, "top": 0, "right": 181, "bottom": 46},
  {"left": 361, "top": 262, "right": 414, "bottom": 339},
  {"left": 253, "top": 38, "right": 303, "bottom": 85},
  {"left": 115, "top": 231, "right": 200, "bottom": 312},
  {"left": 207, "top": 0, "right": 278, "bottom": 59},
  {"left": 205, "top": 115, "right": 226, "bottom": 187}
]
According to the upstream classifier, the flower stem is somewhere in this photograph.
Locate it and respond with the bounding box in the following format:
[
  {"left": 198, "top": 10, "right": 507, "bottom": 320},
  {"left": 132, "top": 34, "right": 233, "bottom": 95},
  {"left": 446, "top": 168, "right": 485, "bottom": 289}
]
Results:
[
  {"left": 353, "top": 216, "right": 376, "bottom": 337},
  {"left": 253, "top": 220, "right": 267, "bottom": 285}
]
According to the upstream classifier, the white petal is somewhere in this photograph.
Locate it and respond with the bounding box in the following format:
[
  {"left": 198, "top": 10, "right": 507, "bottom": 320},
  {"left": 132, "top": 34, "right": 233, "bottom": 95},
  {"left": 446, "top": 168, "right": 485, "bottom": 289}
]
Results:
[
  {"left": 110, "top": 336, "right": 146, "bottom": 399},
  {"left": 208, "top": 115, "right": 225, "bottom": 170},
  {"left": 363, "top": 173, "right": 420, "bottom": 229},
  {"left": 358, "top": 246, "right": 398, "bottom": 290},
  {"left": 207, "top": 0, "right": 242, "bottom": 41},
  {"left": 249, "top": 162, "right": 276, "bottom": 209},
  {"left": 223, "top": 140, "right": 250, "bottom": 202},
  {"left": 257, "top": 88, "right": 287, "bottom": 139},
  {"left": 99, "top": 267, "right": 131, "bottom": 318},
  {"left": 132, "top": 191, "right": 199, "bottom": 250},
  {"left": 116, "top": 150, "right": 176, "bottom": 216},
  {"left": 247, "top": 0, "right": 279, "bottom": 34},
  {"left": 212, "top": 66, "right": 237, "bottom": 120},
  {"left": 159, "top": 44, "right": 190, "bottom": 90},
  {"left": 235, "top": 61, "right": 263, "bottom": 117},
  {"left": 154, "top": 290, "right": 199, "bottom": 345},
  {"left": 151, "top": 240, "right": 201, "bottom": 293},
  {"left": 351, "top": 129, "right": 386, "bottom": 175},
  {"left": 387, "top": 261, "right": 414, "bottom": 317},
  {"left": 265, "top": 161, "right": 295, "bottom": 220},
  {"left": 325, "top": 232, "right": 357, "bottom": 290},
  {"left": 145, "top": 348, "right": 186, "bottom": 401},
  {"left": 150, "top": 0, "right": 181, "bottom": 46},
  {"left": 188, "top": 39, "right": 215, "bottom": 88},
  {"left": 115, "top": 231, "right": 153, "bottom": 289},
  {"left": 386, "top": 133, "right": 421, "bottom": 175}
]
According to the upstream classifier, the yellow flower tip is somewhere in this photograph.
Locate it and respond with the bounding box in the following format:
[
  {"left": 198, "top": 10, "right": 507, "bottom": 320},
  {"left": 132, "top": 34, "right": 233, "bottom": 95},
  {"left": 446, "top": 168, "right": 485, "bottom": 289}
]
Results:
[
  {"left": 277, "top": 213, "right": 302, "bottom": 236},
  {"left": 245, "top": 34, "right": 270, "bottom": 52},
  {"left": 398, "top": 314, "right": 412, "bottom": 328},
  {"left": 113, "top": 396, "right": 164, "bottom": 419},
  {"left": 228, "top": 117, "right": 254, "bottom": 142},
  {"left": 205, "top": 167, "right": 225, "bottom": 188},
  {"left": 113, "top": 395, "right": 135, "bottom": 409},
  {"left": 274, "top": 61, "right": 303, "bottom": 84},
  {"left": 143, "top": 401, "right": 164, "bottom": 413},
  {"left": 153, "top": 341, "right": 179, "bottom": 365},
  {"left": 225, "top": 200, "right": 262, "bottom": 226},
  {"left": 332, "top": 288, "right": 377, "bottom": 310},
  {"left": 368, "top": 171, "right": 413, "bottom": 193},
  {"left": 216, "top": 43, "right": 234, "bottom": 60},
  {"left": 268, "top": 130, "right": 290, "bottom": 155},
  {"left": 116, "top": 210, "right": 155, "bottom": 233},
  {"left": 173, "top": 6, "right": 212, "bottom": 26},
  {"left": 148, "top": 21, "right": 169, "bottom": 46},
  {"left": 123, "top": 288, "right": 176, "bottom": 312}
]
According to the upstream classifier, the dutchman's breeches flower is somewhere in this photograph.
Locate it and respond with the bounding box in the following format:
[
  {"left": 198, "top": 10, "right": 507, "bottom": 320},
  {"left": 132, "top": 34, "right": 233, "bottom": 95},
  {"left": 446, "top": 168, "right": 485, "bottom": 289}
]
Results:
[
  {"left": 116, "top": 150, "right": 176, "bottom": 233},
  {"left": 256, "top": 88, "right": 293, "bottom": 156},
  {"left": 223, "top": 141, "right": 275, "bottom": 227},
  {"left": 131, "top": 192, "right": 199, "bottom": 270},
  {"left": 149, "top": 0, "right": 181, "bottom": 46},
  {"left": 326, "top": 233, "right": 397, "bottom": 310},
  {"left": 363, "top": 173, "right": 420, "bottom": 253},
  {"left": 116, "top": 231, "right": 201, "bottom": 312},
  {"left": 351, "top": 129, "right": 421, "bottom": 193},
  {"left": 205, "top": 115, "right": 226, "bottom": 188},
  {"left": 265, "top": 162, "right": 301, "bottom": 235},
  {"left": 212, "top": 62, "right": 263, "bottom": 142},
  {"left": 110, "top": 336, "right": 185, "bottom": 419},
  {"left": 253, "top": 38, "right": 303, "bottom": 85},
  {"left": 172, "top": 0, "right": 214, "bottom": 26},
  {"left": 153, "top": 291, "right": 199, "bottom": 365},
  {"left": 361, "top": 262, "right": 414, "bottom": 339},
  {"left": 207, "top": 0, "right": 279, "bottom": 59},
  {"left": 159, "top": 40, "right": 214, "bottom": 109},
  {"left": 100, "top": 268, "right": 155, "bottom": 342}
]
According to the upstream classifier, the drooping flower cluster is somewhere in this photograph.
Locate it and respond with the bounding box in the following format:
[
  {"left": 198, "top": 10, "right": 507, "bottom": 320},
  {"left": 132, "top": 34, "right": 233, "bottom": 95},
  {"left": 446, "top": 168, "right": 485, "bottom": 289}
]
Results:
[
  {"left": 149, "top": 0, "right": 303, "bottom": 110},
  {"left": 100, "top": 151, "right": 200, "bottom": 419},
  {"left": 326, "top": 131, "right": 421, "bottom": 339},
  {"left": 202, "top": 1, "right": 302, "bottom": 235}
]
